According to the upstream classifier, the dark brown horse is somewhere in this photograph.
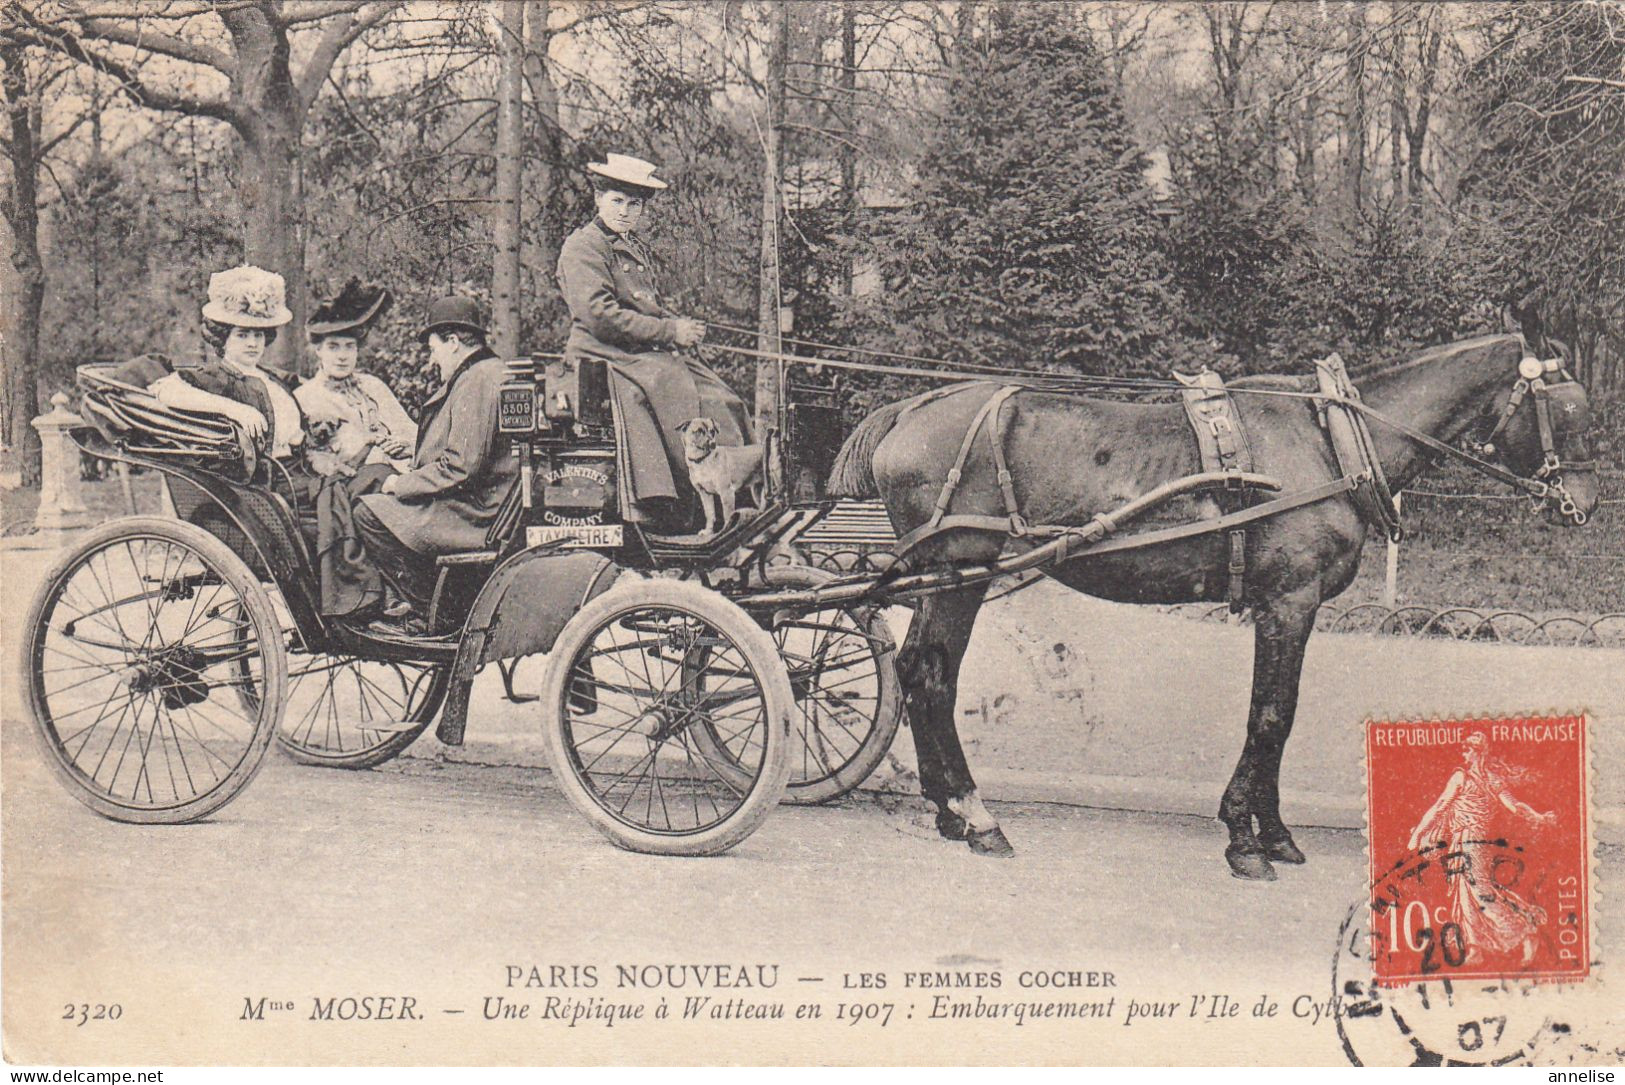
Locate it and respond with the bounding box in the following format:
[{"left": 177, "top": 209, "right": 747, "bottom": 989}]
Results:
[{"left": 827, "top": 332, "right": 1599, "bottom": 879}]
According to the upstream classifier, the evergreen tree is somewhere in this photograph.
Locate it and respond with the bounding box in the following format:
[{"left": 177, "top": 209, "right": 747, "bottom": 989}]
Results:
[{"left": 874, "top": 1, "right": 1180, "bottom": 374}]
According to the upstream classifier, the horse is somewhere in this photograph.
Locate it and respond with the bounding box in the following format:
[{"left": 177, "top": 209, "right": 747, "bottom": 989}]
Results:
[{"left": 826, "top": 332, "right": 1599, "bottom": 879}]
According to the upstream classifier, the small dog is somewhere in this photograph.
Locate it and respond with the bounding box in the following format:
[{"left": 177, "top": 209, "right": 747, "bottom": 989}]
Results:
[{"left": 677, "top": 417, "right": 762, "bottom": 536}]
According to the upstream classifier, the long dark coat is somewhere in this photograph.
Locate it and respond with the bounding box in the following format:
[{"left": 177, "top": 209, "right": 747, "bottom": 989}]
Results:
[
  {"left": 556, "top": 218, "right": 751, "bottom": 511},
  {"left": 357, "top": 346, "right": 519, "bottom": 553}
]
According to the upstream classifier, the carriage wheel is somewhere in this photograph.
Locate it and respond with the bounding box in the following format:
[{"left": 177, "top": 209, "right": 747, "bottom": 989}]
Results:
[
  {"left": 23, "top": 517, "right": 285, "bottom": 823},
  {"left": 693, "top": 565, "right": 901, "bottom": 804},
  {"left": 275, "top": 655, "right": 450, "bottom": 769},
  {"left": 538, "top": 579, "right": 794, "bottom": 856}
]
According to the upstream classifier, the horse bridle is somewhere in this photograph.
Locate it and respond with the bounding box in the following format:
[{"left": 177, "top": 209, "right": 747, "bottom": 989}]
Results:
[{"left": 1474, "top": 354, "right": 1595, "bottom": 526}]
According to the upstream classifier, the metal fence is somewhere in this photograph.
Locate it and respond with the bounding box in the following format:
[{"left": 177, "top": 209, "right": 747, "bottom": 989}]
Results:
[{"left": 793, "top": 500, "right": 1623, "bottom": 649}]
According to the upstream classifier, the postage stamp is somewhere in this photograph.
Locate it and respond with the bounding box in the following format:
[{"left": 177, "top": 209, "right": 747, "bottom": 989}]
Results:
[{"left": 1364, "top": 715, "right": 1591, "bottom": 988}]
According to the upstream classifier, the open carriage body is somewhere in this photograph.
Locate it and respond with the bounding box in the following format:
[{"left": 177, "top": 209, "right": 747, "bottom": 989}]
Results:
[{"left": 24, "top": 356, "right": 899, "bottom": 855}]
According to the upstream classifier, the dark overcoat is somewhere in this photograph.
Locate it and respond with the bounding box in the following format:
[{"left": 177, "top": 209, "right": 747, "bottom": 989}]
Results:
[
  {"left": 358, "top": 347, "right": 519, "bottom": 554},
  {"left": 556, "top": 218, "right": 750, "bottom": 508}
]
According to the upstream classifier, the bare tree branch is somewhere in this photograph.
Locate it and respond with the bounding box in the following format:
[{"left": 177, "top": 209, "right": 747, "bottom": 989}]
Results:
[
  {"left": 59, "top": 3, "right": 239, "bottom": 77},
  {"left": 1563, "top": 75, "right": 1625, "bottom": 91},
  {"left": 5, "top": 17, "right": 245, "bottom": 127},
  {"left": 280, "top": 1, "right": 368, "bottom": 28},
  {"left": 295, "top": 0, "right": 399, "bottom": 109}
]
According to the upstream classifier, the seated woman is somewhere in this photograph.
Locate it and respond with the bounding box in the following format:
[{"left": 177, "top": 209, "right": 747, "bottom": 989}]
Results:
[
  {"left": 115, "top": 264, "right": 305, "bottom": 460},
  {"left": 295, "top": 280, "right": 416, "bottom": 472},
  {"left": 555, "top": 153, "right": 753, "bottom": 531},
  {"left": 111, "top": 266, "right": 391, "bottom": 622}
]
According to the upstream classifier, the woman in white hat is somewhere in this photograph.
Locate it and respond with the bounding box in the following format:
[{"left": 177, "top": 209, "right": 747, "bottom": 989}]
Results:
[
  {"left": 556, "top": 153, "right": 753, "bottom": 530},
  {"left": 111, "top": 266, "right": 392, "bottom": 619},
  {"left": 113, "top": 264, "right": 305, "bottom": 460}
]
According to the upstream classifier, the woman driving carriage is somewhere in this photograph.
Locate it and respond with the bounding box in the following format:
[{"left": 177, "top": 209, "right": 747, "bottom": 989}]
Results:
[{"left": 556, "top": 153, "right": 754, "bottom": 531}]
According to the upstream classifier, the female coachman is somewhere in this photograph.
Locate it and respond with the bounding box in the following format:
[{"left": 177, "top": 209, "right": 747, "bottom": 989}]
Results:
[{"left": 556, "top": 153, "right": 754, "bottom": 531}]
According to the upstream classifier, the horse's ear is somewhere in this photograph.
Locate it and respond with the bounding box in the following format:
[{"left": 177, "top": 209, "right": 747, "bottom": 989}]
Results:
[
  {"left": 676, "top": 419, "right": 693, "bottom": 432},
  {"left": 1501, "top": 304, "right": 1521, "bottom": 336}
]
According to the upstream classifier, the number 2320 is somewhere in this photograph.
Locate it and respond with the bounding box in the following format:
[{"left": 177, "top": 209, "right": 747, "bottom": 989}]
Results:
[{"left": 62, "top": 1003, "right": 122, "bottom": 1026}]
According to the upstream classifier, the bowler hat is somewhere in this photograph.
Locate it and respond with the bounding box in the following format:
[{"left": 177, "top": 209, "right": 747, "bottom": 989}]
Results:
[
  {"left": 417, "top": 296, "right": 487, "bottom": 344},
  {"left": 309, "top": 279, "right": 393, "bottom": 339}
]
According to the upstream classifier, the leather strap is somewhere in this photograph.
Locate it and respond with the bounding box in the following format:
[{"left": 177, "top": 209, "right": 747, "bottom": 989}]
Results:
[
  {"left": 987, "top": 389, "right": 1027, "bottom": 534},
  {"left": 924, "top": 385, "right": 1023, "bottom": 535},
  {"left": 1058, "top": 476, "right": 1358, "bottom": 560}
]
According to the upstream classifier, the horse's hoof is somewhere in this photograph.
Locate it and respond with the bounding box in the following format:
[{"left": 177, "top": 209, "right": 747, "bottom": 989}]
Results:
[
  {"left": 1226, "top": 848, "right": 1277, "bottom": 881},
  {"left": 935, "top": 810, "right": 968, "bottom": 841},
  {"left": 1262, "top": 836, "right": 1306, "bottom": 865},
  {"left": 967, "top": 826, "right": 1015, "bottom": 857}
]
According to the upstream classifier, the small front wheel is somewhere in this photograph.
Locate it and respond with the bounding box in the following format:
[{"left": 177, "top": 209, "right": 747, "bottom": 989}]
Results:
[
  {"left": 538, "top": 579, "right": 794, "bottom": 855},
  {"left": 23, "top": 517, "right": 285, "bottom": 823}
]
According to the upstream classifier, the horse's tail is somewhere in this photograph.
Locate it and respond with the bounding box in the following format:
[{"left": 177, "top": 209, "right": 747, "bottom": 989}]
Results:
[{"left": 827, "top": 398, "right": 912, "bottom": 497}]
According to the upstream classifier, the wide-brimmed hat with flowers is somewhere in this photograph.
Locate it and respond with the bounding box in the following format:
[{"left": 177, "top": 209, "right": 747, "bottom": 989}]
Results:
[
  {"left": 200, "top": 265, "right": 294, "bottom": 328},
  {"left": 586, "top": 153, "right": 668, "bottom": 192}
]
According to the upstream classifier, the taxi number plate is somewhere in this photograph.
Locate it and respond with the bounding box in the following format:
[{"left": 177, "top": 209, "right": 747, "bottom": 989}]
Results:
[{"left": 526, "top": 524, "right": 623, "bottom": 549}]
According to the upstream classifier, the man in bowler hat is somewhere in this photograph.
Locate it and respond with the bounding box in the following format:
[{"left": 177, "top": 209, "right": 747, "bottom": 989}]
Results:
[{"left": 353, "top": 296, "right": 516, "bottom": 633}]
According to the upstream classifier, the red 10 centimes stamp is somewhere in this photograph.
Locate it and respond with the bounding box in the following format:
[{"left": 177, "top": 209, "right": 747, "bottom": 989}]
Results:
[{"left": 1365, "top": 715, "right": 1591, "bottom": 987}]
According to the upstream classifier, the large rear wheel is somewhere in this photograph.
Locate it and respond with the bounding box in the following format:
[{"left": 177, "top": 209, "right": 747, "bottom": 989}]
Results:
[
  {"left": 539, "top": 578, "right": 793, "bottom": 855},
  {"left": 23, "top": 517, "right": 285, "bottom": 823}
]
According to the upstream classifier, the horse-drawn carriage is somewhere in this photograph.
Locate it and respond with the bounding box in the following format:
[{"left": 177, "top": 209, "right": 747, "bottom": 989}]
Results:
[
  {"left": 26, "top": 354, "right": 900, "bottom": 855},
  {"left": 23, "top": 328, "right": 1599, "bottom": 871}
]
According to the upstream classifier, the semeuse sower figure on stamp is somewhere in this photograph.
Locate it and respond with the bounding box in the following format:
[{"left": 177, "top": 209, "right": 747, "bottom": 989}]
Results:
[{"left": 1407, "top": 732, "right": 1556, "bottom": 967}]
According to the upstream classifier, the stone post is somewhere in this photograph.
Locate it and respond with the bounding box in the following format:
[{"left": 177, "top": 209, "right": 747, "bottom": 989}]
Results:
[{"left": 32, "top": 392, "right": 94, "bottom": 532}]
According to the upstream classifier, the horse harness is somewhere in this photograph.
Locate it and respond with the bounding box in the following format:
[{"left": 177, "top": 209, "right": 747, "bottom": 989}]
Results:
[
  {"left": 888, "top": 361, "right": 1411, "bottom": 610},
  {"left": 1175, "top": 369, "right": 1258, "bottom": 611},
  {"left": 1476, "top": 355, "right": 1594, "bottom": 524}
]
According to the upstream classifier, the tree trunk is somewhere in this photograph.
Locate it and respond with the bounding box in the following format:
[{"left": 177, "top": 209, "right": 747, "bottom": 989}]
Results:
[
  {"left": 754, "top": 0, "right": 788, "bottom": 436},
  {"left": 839, "top": 0, "right": 857, "bottom": 296},
  {"left": 523, "top": 0, "right": 561, "bottom": 328},
  {"left": 1295, "top": 88, "right": 1318, "bottom": 201},
  {"left": 1405, "top": 10, "right": 1440, "bottom": 216},
  {"left": 1343, "top": 2, "right": 1367, "bottom": 215},
  {"left": 1, "top": 40, "right": 43, "bottom": 487},
  {"left": 238, "top": 123, "right": 307, "bottom": 375},
  {"left": 491, "top": 0, "right": 525, "bottom": 357}
]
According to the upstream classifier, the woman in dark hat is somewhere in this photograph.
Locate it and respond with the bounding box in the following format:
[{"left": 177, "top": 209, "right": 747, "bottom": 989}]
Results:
[
  {"left": 294, "top": 279, "right": 418, "bottom": 622},
  {"left": 296, "top": 279, "right": 416, "bottom": 470},
  {"left": 555, "top": 153, "right": 753, "bottom": 530}
]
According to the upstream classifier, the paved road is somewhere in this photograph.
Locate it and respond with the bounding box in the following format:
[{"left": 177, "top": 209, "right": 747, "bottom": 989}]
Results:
[{"left": 3, "top": 541, "right": 1620, "bottom": 1067}]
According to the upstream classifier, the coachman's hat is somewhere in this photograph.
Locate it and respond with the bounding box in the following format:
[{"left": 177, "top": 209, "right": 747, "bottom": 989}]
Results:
[
  {"left": 417, "top": 296, "right": 488, "bottom": 344},
  {"left": 309, "top": 279, "right": 393, "bottom": 339},
  {"left": 200, "top": 265, "right": 293, "bottom": 328},
  {"left": 586, "top": 153, "right": 668, "bottom": 192}
]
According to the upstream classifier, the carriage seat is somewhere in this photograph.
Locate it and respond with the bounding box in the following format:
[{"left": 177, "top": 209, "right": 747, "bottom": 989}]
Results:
[{"left": 77, "top": 363, "right": 258, "bottom": 477}]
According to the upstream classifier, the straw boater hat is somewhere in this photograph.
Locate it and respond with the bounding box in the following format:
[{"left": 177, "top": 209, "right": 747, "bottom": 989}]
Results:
[
  {"left": 586, "top": 153, "right": 668, "bottom": 192},
  {"left": 200, "top": 265, "right": 293, "bottom": 328},
  {"left": 308, "top": 279, "right": 393, "bottom": 339}
]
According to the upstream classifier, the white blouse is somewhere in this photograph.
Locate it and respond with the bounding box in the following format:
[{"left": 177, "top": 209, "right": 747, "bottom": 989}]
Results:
[{"left": 295, "top": 371, "right": 417, "bottom": 469}]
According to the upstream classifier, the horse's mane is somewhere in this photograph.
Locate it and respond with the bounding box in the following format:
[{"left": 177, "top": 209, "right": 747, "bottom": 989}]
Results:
[{"left": 1347, "top": 333, "right": 1519, "bottom": 382}]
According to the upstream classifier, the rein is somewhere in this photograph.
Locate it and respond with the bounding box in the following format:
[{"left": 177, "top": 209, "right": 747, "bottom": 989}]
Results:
[{"left": 702, "top": 337, "right": 1592, "bottom": 527}]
